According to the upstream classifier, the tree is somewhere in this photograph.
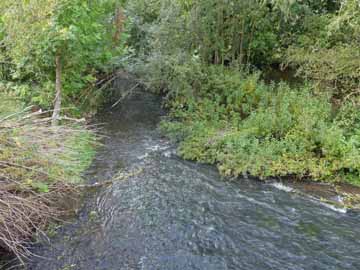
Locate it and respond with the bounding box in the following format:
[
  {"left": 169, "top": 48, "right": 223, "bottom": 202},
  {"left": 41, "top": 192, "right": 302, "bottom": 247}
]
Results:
[
  {"left": 1, "top": 0, "right": 127, "bottom": 121},
  {"left": 128, "top": 0, "right": 282, "bottom": 69}
]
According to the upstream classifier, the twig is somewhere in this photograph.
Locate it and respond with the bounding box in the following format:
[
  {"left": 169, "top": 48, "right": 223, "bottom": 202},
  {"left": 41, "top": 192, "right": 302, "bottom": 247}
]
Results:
[{"left": 111, "top": 83, "right": 139, "bottom": 108}]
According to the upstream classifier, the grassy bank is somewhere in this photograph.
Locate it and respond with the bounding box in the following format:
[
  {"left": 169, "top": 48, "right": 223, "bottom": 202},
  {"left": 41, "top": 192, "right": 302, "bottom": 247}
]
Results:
[
  {"left": 0, "top": 94, "right": 96, "bottom": 265},
  {"left": 160, "top": 64, "right": 360, "bottom": 187}
]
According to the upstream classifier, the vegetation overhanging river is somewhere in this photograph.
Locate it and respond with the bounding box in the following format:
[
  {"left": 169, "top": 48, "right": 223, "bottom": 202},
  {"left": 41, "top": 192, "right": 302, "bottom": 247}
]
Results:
[{"left": 28, "top": 91, "right": 360, "bottom": 270}]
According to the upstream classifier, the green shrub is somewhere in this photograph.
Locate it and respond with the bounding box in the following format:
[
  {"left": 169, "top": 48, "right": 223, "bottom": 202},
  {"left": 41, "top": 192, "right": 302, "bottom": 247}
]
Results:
[{"left": 161, "top": 65, "right": 360, "bottom": 186}]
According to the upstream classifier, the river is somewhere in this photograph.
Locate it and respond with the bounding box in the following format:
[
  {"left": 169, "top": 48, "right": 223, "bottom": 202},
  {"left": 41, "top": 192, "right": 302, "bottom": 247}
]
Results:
[{"left": 28, "top": 91, "right": 360, "bottom": 270}]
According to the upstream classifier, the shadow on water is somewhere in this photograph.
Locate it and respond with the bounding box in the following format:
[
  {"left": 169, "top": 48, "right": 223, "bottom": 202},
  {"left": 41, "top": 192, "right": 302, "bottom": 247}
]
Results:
[{"left": 26, "top": 91, "right": 360, "bottom": 270}]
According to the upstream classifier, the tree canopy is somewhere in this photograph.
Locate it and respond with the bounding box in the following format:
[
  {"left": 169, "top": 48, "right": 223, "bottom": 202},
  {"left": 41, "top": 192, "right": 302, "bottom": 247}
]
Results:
[{"left": 1, "top": 0, "right": 127, "bottom": 117}]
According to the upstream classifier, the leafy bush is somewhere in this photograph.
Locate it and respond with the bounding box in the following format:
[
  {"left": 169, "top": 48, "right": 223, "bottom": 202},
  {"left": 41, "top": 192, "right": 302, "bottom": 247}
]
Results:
[
  {"left": 287, "top": 45, "right": 360, "bottom": 99},
  {"left": 285, "top": 1, "right": 360, "bottom": 101},
  {"left": 0, "top": 0, "right": 127, "bottom": 115},
  {"left": 161, "top": 65, "right": 360, "bottom": 186}
]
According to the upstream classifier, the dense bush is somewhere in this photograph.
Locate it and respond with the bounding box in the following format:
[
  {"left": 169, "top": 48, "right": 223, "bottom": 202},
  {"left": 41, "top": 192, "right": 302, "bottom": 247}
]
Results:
[
  {"left": 161, "top": 65, "right": 360, "bottom": 186},
  {"left": 0, "top": 0, "right": 128, "bottom": 116},
  {"left": 285, "top": 0, "right": 360, "bottom": 100}
]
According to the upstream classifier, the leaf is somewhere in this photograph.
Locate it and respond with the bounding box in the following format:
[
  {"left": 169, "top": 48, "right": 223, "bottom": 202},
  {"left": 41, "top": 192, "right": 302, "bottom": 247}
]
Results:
[{"left": 31, "top": 182, "right": 49, "bottom": 193}]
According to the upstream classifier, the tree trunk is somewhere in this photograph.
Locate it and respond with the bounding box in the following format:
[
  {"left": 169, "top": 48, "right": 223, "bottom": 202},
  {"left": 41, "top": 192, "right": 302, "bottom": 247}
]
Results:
[
  {"left": 215, "top": 1, "right": 224, "bottom": 65},
  {"left": 52, "top": 55, "right": 62, "bottom": 126},
  {"left": 113, "top": 6, "right": 125, "bottom": 47},
  {"left": 239, "top": 19, "right": 245, "bottom": 67},
  {"left": 246, "top": 20, "right": 255, "bottom": 67}
]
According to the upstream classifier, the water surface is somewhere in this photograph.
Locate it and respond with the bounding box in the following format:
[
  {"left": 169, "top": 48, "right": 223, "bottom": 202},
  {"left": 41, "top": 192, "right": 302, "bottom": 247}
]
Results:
[{"left": 29, "top": 91, "right": 360, "bottom": 270}]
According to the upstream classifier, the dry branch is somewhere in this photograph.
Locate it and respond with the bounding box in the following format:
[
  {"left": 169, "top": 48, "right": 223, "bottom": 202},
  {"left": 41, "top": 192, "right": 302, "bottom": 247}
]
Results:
[{"left": 0, "top": 108, "right": 94, "bottom": 265}]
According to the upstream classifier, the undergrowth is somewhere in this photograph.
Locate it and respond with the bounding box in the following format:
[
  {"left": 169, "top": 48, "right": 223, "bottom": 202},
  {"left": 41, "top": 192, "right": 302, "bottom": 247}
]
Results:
[
  {"left": 160, "top": 64, "right": 360, "bottom": 186},
  {"left": 0, "top": 94, "right": 96, "bottom": 265}
]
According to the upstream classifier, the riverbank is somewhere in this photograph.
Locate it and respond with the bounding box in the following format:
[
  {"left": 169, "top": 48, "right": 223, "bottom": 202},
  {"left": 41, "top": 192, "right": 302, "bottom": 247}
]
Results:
[
  {"left": 159, "top": 65, "right": 360, "bottom": 209},
  {"left": 28, "top": 91, "right": 360, "bottom": 270},
  {"left": 0, "top": 94, "right": 96, "bottom": 266},
  {"left": 265, "top": 179, "right": 360, "bottom": 212}
]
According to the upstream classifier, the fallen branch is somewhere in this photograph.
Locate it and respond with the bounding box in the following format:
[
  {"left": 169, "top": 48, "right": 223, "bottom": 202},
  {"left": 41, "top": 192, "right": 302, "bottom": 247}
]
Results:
[{"left": 111, "top": 83, "right": 140, "bottom": 108}]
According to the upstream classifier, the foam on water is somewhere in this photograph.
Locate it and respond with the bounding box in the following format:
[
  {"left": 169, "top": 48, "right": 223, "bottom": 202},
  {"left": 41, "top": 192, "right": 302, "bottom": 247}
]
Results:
[
  {"left": 29, "top": 91, "right": 360, "bottom": 270},
  {"left": 270, "top": 182, "right": 294, "bottom": 192}
]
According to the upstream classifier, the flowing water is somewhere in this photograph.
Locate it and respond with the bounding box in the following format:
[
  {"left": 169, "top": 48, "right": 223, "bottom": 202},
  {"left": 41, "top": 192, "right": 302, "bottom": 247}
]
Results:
[{"left": 28, "top": 91, "right": 360, "bottom": 270}]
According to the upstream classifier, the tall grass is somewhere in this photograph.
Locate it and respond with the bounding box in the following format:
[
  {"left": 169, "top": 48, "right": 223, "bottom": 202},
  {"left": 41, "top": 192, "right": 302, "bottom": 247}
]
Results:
[{"left": 0, "top": 96, "right": 96, "bottom": 265}]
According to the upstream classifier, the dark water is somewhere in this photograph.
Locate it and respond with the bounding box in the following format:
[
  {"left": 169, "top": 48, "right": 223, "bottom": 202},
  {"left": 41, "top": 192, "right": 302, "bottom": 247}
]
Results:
[{"left": 28, "top": 92, "right": 360, "bottom": 270}]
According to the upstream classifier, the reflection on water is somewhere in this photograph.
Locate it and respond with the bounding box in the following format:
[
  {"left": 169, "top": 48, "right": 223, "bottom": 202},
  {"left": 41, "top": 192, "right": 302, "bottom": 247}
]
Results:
[{"left": 29, "top": 91, "right": 360, "bottom": 270}]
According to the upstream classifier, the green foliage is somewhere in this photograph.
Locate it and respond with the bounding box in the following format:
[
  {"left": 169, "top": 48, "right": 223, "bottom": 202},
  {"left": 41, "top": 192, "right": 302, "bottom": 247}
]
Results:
[
  {"left": 285, "top": 0, "right": 360, "bottom": 100},
  {"left": 287, "top": 45, "right": 360, "bottom": 99},
  {"left": 3, "top": 0, "right": 355, "bottom": 187},
  {"left": 59, "top": 129, "right": 97, "bottom": 183},
  {"left": 126, "top": 0, "right": 350, "bottom": 71},
  {"left": 127, "top": 0, "right": 360, "bottom": 187},
  {"left": 0, "top": 96, "right": 96, "bottom": 189},
  {"left": 0, "top": 96, "right": 97, "bottom": 261},
  {"left": 127, "top": 0, "right": 282, "bottom": 69},
  {"left": 0, "top": 89, "right": 24, "bottom": 117},
  {"left": 161, "top": 66, "right": 360, "bottom": 186},
  {"left": 0, "top": 0, "right": 127, "bottom": 114}
]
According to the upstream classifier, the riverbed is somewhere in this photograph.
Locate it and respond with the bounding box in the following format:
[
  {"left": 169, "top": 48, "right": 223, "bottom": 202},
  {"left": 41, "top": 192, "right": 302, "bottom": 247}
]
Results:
[{"left": 28, "top": 91, "right": 360, "bottom": 270}]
